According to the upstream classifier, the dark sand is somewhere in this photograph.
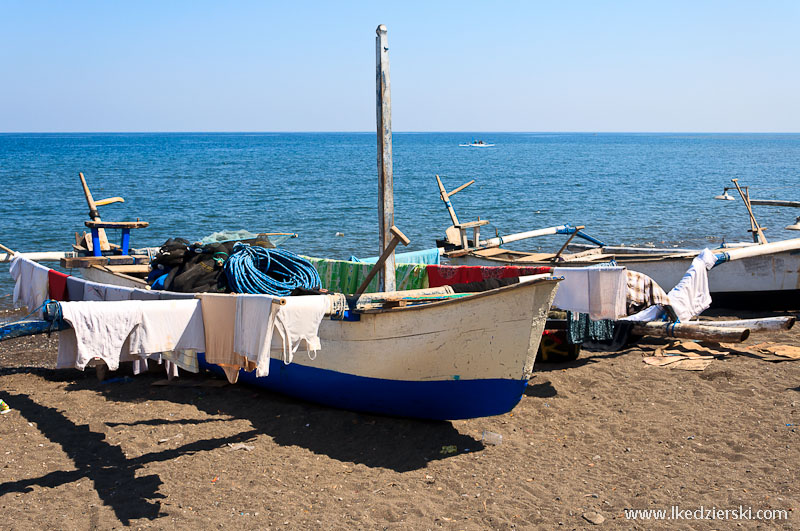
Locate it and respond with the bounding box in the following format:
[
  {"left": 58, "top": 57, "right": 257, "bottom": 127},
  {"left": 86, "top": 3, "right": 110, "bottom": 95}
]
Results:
[{"left": 0, "top": 308, "right": 798, "bottom": 530}]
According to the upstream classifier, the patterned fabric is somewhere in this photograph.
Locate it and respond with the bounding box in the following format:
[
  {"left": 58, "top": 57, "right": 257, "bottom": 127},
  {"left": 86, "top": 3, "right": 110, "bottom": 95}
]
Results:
[
  {"left": 303, "top": 257, "right": 429, "bottom": 294},
  {"left": 162, "top": 350, "right": 200, "bottom": 373},
  {"left": 427, "top": 265, "right": 553, "bottom": 288},
  {"left": 626, "top": 270, "right": 670, "bottom": 315},
  {"left": 565, "top": 311, "right": 616, "bottom": 345}
]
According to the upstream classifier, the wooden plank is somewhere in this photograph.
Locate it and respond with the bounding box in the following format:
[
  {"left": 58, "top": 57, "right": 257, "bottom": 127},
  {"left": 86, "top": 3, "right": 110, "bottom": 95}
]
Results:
[
  {"left": 85, "top": 220, "right": 149, "bottom": 229},
  {"left": 105, "top": 264, "right": 151, "bottom": 274},
  {"left": 60, "top": 255, "right": 150, "bottom": 268}
]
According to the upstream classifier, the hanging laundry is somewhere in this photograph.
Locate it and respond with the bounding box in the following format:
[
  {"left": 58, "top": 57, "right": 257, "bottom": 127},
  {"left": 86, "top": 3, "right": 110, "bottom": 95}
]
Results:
[
  {"left": 273, "top": 295, "right": 328, "bottom": 365},
  {"left": 48, "top": 269, "right": 70, "bottom": 301},
  {"left": 667, "top": 249, "right": 716, "bottom": 321},
  {"left": 427, "top": 264, "right": 552, "bottom": 287},
  {"left": 199, "top": 293, "right": 252, "bottom": 383},
  {"left": 351, "top": 248, "right": 442, "bottom": 265},
  {"left": 626, "top": 270, "right": 670, "bottom": 315},
  {"left": 234, "top": 294, "right": 281, "bottom": 377},
  {"left": 57, "top": 301, "right": 142, "bottom": 371},
  {"left": 105, "top": 285, "right": 135, "bottom": 301},
  {"left": 83, "top": 281, "right": 107, "bottom": 302},
  {"left": 131, "top": 288, "right": 160, "bottom": 300},
  {"left": 304, "top": 256, "right": 429, "bottom": 294},
  {"left": 9, "top": 255, "right": 49, "bottom": 314},
  {"left": 66, "top": 276, "right": 86, "bottom": 301},
  {"left": 552, "top": 266, "right": 627, "bottom": 320},
  {"left": 128, "top": 299, "right": 206, "bottom": 354}
]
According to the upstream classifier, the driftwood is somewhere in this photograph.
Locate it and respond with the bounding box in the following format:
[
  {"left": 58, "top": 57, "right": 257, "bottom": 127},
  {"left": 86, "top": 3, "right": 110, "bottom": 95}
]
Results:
[
  {"left": 631, "top": 322, "right": 750, "bottom": 343},
  {"left": 689, "top": 316, "right": 795, "bottom": 332}
]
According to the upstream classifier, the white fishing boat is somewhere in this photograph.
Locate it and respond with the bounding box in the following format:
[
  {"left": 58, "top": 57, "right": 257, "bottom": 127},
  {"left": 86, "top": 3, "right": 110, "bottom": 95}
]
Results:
[
  {"left": 435, "top": 176, "right": 800, "bottom": 307},
  {"left": 5, "top": 251, "right": 559, "bottom": 420},
  {"left": 459, "top": 140, "right": 495, "bottom": 147}
]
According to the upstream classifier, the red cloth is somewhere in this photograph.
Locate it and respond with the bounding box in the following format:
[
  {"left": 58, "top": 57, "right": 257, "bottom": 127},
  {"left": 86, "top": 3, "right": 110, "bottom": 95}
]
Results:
[
  {"left": 48, "top": 269, "right": 70, "bottom": 301},
  {"left": 426, "top": 265, "right": 553, "bottom": 287}
]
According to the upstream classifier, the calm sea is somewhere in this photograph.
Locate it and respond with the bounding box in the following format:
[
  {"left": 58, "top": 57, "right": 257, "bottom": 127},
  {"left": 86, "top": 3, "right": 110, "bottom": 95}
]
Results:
[{"left": 1, "top": 132, "right": 799, "bottom": 308}]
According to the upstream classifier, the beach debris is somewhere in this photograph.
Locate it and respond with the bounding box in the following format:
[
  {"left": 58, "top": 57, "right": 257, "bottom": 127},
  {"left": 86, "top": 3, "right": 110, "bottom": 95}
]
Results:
[
  {"left": 157, "top": 433, "right": 184, "bottom": 444},
  {"left": 211, "top": 476, "right": 219, "bottom": 484},
  {"left": 642, "top": 340, "right": 721, "bottom": 371},
  {"left": 582, "top": 511, "right": 605, "bottom": 525},
  {"left": 440, "top": 445, "right": 457, "bottom": 454},
  {"left": 0, "top": 399, "right": 10, "bottom": 414},
  {"left": 481, "top": 431, "right": 503, "bottom": 446},
  {"left": 228, "top": 442, "right": 255, "bottom": 451}
]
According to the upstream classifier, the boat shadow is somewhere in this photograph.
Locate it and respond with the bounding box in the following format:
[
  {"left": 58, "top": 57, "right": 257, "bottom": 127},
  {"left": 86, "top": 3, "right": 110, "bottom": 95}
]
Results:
[
  {"left": 27, "top": 367, "right": 481, "bottom": 468},
  {"left": 2, "top": 367, "right": 482, "bottom": 524}
]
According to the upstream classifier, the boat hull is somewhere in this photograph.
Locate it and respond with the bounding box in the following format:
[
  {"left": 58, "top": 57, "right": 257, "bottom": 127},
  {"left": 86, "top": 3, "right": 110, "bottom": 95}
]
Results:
[
  {"left": 451, "top": 249, "right": 800, "bottom": 308},
  {"left": 200, "top": 278, "right": 558, "bottom": 419}
]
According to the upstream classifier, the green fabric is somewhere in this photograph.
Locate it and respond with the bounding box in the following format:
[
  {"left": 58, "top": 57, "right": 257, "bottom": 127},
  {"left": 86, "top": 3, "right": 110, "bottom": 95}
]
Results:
[
  {"left": 302, "top": 256, "right": 429, "bottom": 294},
  {"left": 566, "top": 311, "right": 616, "bottom": 344}
]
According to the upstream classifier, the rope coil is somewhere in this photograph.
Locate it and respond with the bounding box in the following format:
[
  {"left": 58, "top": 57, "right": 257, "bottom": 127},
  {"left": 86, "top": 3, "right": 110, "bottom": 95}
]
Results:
[{"left": 224, "top": 243, "right": 320, "bottom": 296}]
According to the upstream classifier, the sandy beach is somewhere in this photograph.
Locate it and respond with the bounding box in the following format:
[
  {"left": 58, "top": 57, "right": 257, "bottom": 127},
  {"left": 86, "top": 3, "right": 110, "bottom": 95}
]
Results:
[{"left": 0, "top": 307, "right": 797, "bottom": 530}]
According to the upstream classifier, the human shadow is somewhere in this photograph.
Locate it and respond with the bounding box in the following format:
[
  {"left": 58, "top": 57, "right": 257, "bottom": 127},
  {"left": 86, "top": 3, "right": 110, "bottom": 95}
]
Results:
[{"left": 0, "top": 387, "right": 259, "bottom": 525}]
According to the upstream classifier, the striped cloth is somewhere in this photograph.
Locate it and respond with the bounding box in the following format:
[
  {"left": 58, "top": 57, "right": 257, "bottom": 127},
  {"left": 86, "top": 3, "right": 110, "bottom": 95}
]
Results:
[{"left": 626, "top": 270, "right": 670, "bottom": 315}]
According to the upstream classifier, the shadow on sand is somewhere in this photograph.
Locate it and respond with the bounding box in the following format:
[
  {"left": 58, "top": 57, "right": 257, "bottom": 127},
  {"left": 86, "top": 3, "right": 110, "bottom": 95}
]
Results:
[{"left": 0, "top": 366, "right": 483, "bottom": 524}]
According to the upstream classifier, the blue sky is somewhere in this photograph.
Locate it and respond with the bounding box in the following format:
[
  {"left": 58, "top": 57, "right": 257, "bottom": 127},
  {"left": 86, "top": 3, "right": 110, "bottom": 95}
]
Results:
[{"left": 1, "top": 1, "right": 798, "bottom": 132}]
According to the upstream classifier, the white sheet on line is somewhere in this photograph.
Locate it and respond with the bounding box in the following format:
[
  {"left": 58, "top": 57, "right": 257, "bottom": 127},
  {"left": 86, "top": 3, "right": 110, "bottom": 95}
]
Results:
[
  {"left": 9, "top": 255, "right": 49, "bottom": 316},
  {"left": 552, "top": 266, "right": 628, "bottom": 320}
]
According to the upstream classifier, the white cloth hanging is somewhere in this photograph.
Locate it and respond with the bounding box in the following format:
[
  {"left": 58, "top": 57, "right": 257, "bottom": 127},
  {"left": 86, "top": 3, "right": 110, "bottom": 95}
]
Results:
[
  {"left": 666, "top": 249, "right": 717, "bottom": 321},
  {"left": 234, "top": 294, "right": 281, "bottom": 377},
  {"left": 9, "top": 255, "right": 49, "bottom": 315},
  {"left": 273, "top": 295, "right": 328, "bottom": 365},
  {"left": 552, "top": 266, "right": 628, "bottom": 320}
]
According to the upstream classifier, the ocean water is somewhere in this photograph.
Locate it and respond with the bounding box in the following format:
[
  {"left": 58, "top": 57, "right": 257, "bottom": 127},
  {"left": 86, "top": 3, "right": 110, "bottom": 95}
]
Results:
[{"left": 1, "top": 132, "right": 799, "bottom": 308}]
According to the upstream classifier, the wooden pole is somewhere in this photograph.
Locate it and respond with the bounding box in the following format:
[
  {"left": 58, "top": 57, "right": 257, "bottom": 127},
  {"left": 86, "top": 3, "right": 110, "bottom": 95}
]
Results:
[
  {"left": 79, "top": 172, "right": 110, "bottom": 251},
  {"left": 354, "top": 226, "right": 410, "bottom": 299},
  {"left": 631, "top": 322, "right": 750, "bottom": 343},
  {"left": 376, "top": 24, "right": 395, "bottom": 291},
  {"left": 731, "top": 179, "right": 767, "bottom": 244}
]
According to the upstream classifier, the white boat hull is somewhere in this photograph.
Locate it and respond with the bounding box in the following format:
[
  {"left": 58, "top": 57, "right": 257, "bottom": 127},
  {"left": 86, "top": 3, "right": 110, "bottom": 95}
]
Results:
[
  {"left": 204, "top": 277, "right": 558, "bottom": 419},
  {"left": 66, "top": 266, "right": 559, "bottom": 419}
]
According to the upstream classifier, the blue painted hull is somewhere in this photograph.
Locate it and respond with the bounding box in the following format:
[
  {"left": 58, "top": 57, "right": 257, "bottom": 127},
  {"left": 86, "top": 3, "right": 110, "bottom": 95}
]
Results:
[{"left": 198, "top": 353, "right": 528, "bottom": 420}]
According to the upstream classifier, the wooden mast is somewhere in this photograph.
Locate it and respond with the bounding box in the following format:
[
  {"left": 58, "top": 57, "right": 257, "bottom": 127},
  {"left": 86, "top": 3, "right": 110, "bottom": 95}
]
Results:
[{"left": 376, "top": 24, "right": 395, "bottom": 291}]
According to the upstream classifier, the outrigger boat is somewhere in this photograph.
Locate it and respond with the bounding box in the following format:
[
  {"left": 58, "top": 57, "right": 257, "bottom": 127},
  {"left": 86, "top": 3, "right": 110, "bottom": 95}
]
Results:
[
  {"left": 1, "top": 174, "right": 561, "bottom": 421},
  {"left": 433, "top": 176, "right": 800, "bottom": 308}
]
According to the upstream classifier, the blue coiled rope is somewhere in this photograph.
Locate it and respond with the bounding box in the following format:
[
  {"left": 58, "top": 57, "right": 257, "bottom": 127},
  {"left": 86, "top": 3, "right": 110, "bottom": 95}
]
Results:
[{"left": 224, "top": 242, "right": 321, "bottom": 296}]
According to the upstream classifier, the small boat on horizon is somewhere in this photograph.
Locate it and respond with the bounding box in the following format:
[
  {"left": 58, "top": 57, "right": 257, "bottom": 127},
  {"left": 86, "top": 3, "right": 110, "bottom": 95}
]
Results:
[{"left": 459, "top": 140, "right": 495, "bottom": 147}]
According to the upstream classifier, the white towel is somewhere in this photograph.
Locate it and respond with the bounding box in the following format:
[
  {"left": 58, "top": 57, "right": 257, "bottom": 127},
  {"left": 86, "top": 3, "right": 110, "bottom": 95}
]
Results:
[
  {"left": 273, "top": 295, "right": 328, "bottom": 365},
  {"left": 128, "top": 299, "right": 206, "bottom": 355},
  {"left": 552, "top": 266, "right": 627, "bottom": 320},
  {"left": 9, "top": 255, "right": 49, "bottom": 315},
  {"left": 57, "top": 301, "right": 142, "bottom": 371},
  {"left": 666, "top": 249, "right": 717, "bottom": 321},
  {"left": 234, "top": 294, "right": 281, "bottom": 377}
]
